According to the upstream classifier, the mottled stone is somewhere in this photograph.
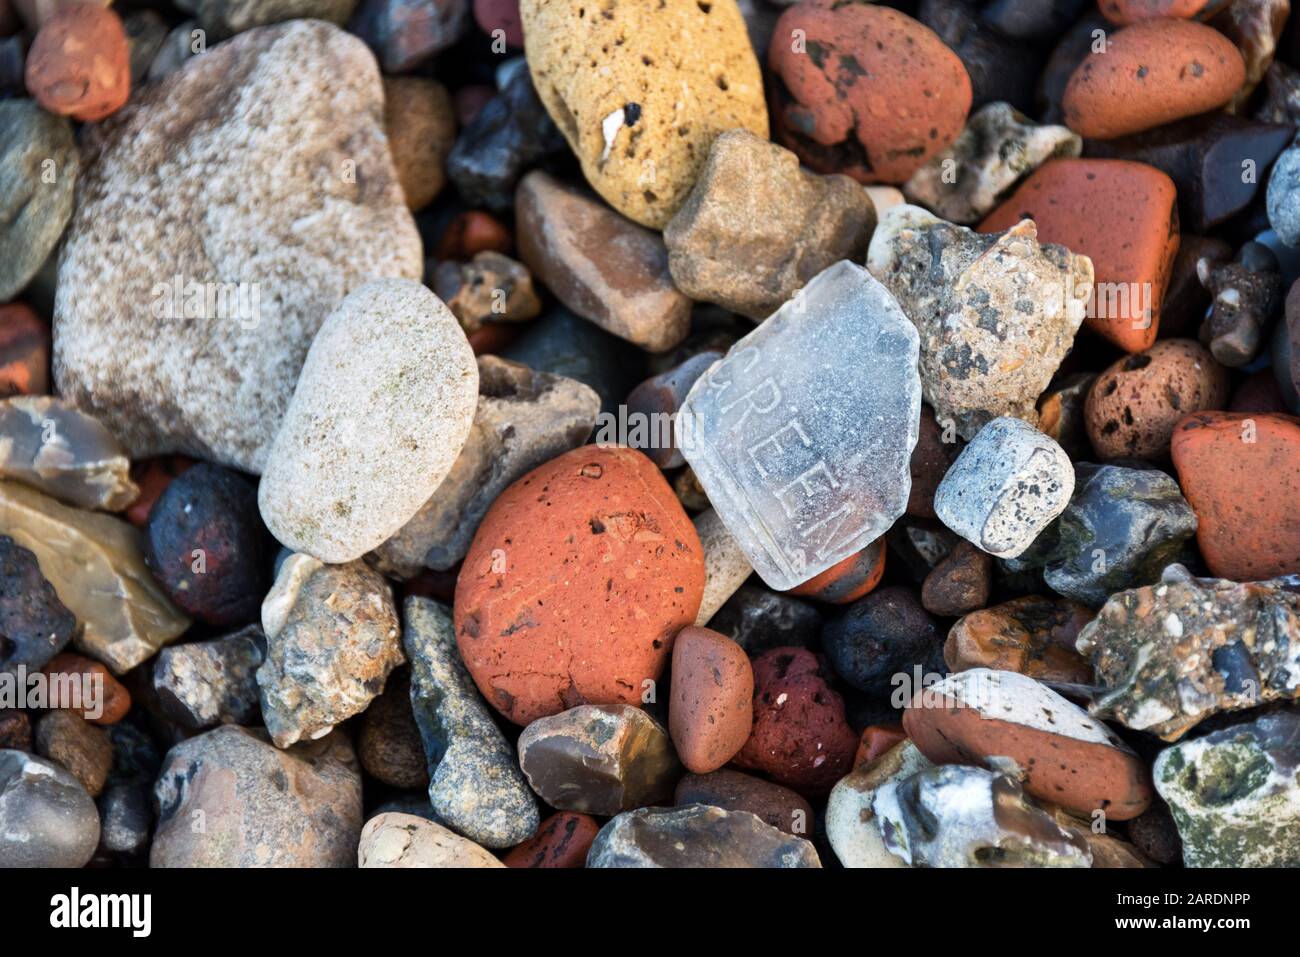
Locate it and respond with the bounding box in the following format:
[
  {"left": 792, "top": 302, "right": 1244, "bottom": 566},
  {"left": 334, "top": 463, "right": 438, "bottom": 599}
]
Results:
[
  {"left": 945, "top": 595, "right": 1094, "bottom": 684},
  {"left": 188, "top": 0, "right": 359, "bottom": 39},
  {"left": 0, "top": 481, "right": 189, "bottom": 673},
  {"left": 1077, "top": 564, "right": 1300, "bottom": 740},
  {"left": 516, "top": 171, "right": 691, "bottom": 352},
  {"left": 518, "top": 704, "right": 680, "bottom": 815},
  {"left": 675, "top": 768, "right": 814, "bottom": 838},
  {"left": 869, "top": 205, "right": 1092, "bottom": 440},
  {"left": 827, "top": 740, "right": 932, "bottom": 868},
  {"left": 874, "top": 764, "right": 1092, "bottom": 867},
  {"left": 34, "top": 709, "right": 111, "bottom": 796},
  {"left": 904, "top": 102, "right": 1081, "bottom": 225},
  {"left": 1155, "top": 709, "right": 1300, "bottom": 866},
  {"left": 0, "top": 750, "right": 98, "bottom": 866},
  {"left": 370, "top": 357, "right": 597, "bottom": 578},
  {"left": 664, "top": 129, "right": 876, "bottom": 320},
  {"left": 258, "top": 280, "right": 477, "bottom": 564},
  {"left": 587, "top": 805, "right": 821, "bottom": 868},
  {"left": 152, "top": 625, "right": 265, "bottom": 731},
  {"left": 0, "top": 100, "right": 77, "bottom": 302},
  {"left": 0, "top": 396, "right": 136, "bottom": 511},
  {"left": 0, "top": 709, "right": 31, "bottom": 751},
  {"left": 934, "top": 417, "right": 1075, "bottom": 559},
  {"left": 1126, "top": 802, "right": 1183, "bottom": 865},
  {"left": 24, "top": 3, "right": 130, "bottom": 121},
  {"left": 432, "top": 251, "right": 540, "bottom": 335},
  {"left": 53, "top": 21, "right": 422, "bottom": 472},
  {"left": 921, "top": 540, "right": 992, "bottom": 617},
  {"left": 257, "top": 553, "right": 404, "bottom": 748},
  {"left": 403, "top": 596, "right": 538, "bottom": 848},
  {"left": 0, "top": 533, "right": 74, "bottom": 676},
  {"left": 40, "top": 652, "right": 130, "bottom": 725},
  {"left": 356, "top": 670, "right": 426, "bottom": 789},
  {"left": 152, "top": 725, "right": 361, "bottom": 867},
  {"left": 1197, "top": 242, "right": 1284, "bottom": 367},
  {"left": 347, "top": 0, "right": 467, "bottom": 72},
  {"left": 1267, "top": 139, "right": 1300, "bottom": 246},
  {"left": 503, "top": 811, "right": 599, "bottom": 868},
  {"left": 679, "top": 261, "right": 920, "bottom": 590},
  {"left": 383, "top": 75, "right": 454, "bottom": 211},
  {"left": 359, "top": 812, "right": 503, "bottom": 867}
]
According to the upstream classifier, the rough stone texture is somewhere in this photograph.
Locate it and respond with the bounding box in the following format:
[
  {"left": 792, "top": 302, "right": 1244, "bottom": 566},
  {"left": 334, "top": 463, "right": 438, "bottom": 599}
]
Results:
[
  {"left": 257, "top": 553, "right": 404, "bottom": 748},
  {"left": 663, "top": 129, "right": 876, "bottom": 320},
  {"left": 904, "top": 102, "right": 1081, "bottom": 225},
  {"left": 904, "top": 668, "right": 1153, "bottom": 820},
  {"left": 827, "top": 740, "right": 932, "bottom": 868},
  {"left": 1154, "top": 710, "right": 1300, "bottom": 867},
  {"left": 383, "top": 75, "right": 455, "bottom": 211},
  {"left": 1197, "top": 245, "right": 1283, "bottom": 367},
  {"left": 356, "top": 670, "right": 427, "bottom": 789},
  {"left": 768, "top": 1, "right": 972, "bottom": 184},
  {"left": 821, "top": 585, "right": 943, "bottom": 698},
  {"left": 1036, "top": 463, "right": 1198, "bottom": 607},
  {"left": 515, "top": 171, "right": 691, "bottom": 352},
  {"left": 432, "top": 252, "right": 541, "bottom": 335},
  {"left": 152, "top": 625, "right": 265, "bottom": 731},
  {"left": 455, "top": 445, "right": 704, "bottom": 726},
  {"left": 258, "top": 279, "right": 477, "bottom": 564},
  {"left": 24, "top": 3, "right": 130, "bottom": 121},
  {"left": 53, "top": 21, "right": 423, "bottom": 472},
  {"left": 675, "top": 768, "right": 814, "bottom": 837},
  {"left": 874, "top": 764, "right": 1092, "bottom": 867},
  {"left": 370, "top": 356, "right": 597, "bottom": 579},
  {"left": 403, "top": 596, "right": 538, "bottom": 848},
  {"left": 0, "top": 397, "right": 136, "bottom": 511},
  {"left": 503, "top": 811, "right": 599, "bottom": 868},
  {"left": 0, "top": 481, "right": 190, "bottom": 674},
  {"left": 869, "top": 205, "right": 1092, "bottom": 440},
  {"left": 358, "top": 812, "right": 504, "bottom": 867},
  {"left": 693, "top": 508, "right": 753, "bottom": 627},
  {"left": 921, "top": 540, "right": 992, "bottom": 617},
  {"left": 0, "top": 101, "right": 77, "bottom": 302},
  {"left": 669, "top": 626, "right": 753, "bottom": 774},
  {"left": 944, "top": 595, "right": 1094, "bottom": 684},
  {"left": 587, "top": 805, "right": 821, "bottom": 868},
  {"left": 0, "top": 709, "right": 32, "bottom": 751},
  {"left": 934, "top": 417, "right": 1075, "bottom": 559},
  {"left": 679, "top": 260, "right": 920, "bottom": 590},
  {"left": 34, "top": 709, "right": 112, "bottom": 797},
  {"left": 1077, "top": 564, "right": 1300, "bottom": 740},
  {"left": 517, "top": 704, "right": 681, "bottom": 815},
  {"left": 521, "top": 0, "right": 769, "bottom": 229},
  {"left": 0, "top": 750, "right": 99, "bottom": 867},
  {"left": 0, "top": 533, "right": 74, "bottom": 676}
]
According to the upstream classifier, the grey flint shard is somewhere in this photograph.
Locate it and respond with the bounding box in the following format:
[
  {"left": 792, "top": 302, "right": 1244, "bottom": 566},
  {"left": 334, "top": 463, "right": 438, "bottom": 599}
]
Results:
[
  {"left": 403, "top": 597, "right": 539, "bottom": 848},
  {"left": 369, "top": 356, "right": 599, "bottom": 579},
  {"left": 53, "top": 21, "right": 422, "bottom": 472},
  {"left": 587, "top": 805, "right": 822, "bottom": 868},
  {"left": 677, "top": 260, "right": 921, "bottom": 591},
  {"left": 663, "top": 129, "right": 877, "bottom": 320},
  {"left": 868, "top": 204, "right": 1093, "bottom": 440},
  {"left": 933, "top": 417, "right": 1074, "bottom": 560}
]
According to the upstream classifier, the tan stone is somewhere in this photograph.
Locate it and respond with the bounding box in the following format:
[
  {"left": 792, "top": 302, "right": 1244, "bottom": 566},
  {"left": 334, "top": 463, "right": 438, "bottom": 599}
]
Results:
[{"left": 358, "top": 813, "right": 505, "bottom": 868}]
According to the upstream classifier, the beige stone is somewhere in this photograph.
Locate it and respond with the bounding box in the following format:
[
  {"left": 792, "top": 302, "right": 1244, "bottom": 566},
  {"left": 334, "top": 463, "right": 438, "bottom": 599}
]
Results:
[
  {"left": 693, "top": 507, "right": 752, "bottom": 626},
  {"left": 383, "top": 75, "right": 456, "bottom": 211},
  {"left": 358, "top": 813, "right": 505, "bottom": 868}
]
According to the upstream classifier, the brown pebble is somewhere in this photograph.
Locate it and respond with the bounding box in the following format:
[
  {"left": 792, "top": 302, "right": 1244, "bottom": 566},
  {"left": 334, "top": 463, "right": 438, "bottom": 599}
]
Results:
[
  {"left": 920, "top": 541, "right": 992, "bottom": 617},
  {"left": 674, "top": 767, "right": 815, "bottom": 837},
  {"left": 669, "top": 625, "right": 754, "bottom": 774},
  {"left": 24, "top": 2, "right": 130, "bottom": 121},
  {"left": 34, "top": 708, "right": 112, "bottom": 796},
  {"left": 41, "top": 652, "right": 131, "bottom": 725}
]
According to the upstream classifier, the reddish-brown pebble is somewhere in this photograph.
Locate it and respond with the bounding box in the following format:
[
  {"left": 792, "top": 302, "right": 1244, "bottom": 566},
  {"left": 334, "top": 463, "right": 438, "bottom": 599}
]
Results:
[
  {"left": 944, "top": 596, "right": 1095, "bottom": 684},
  {"left": 734, "top": 647, "right": 857, "bottom": 795},
  {"left": 981, "top": 159, "right": 1179, "bottom": 352},
  {"left": 1100, "top": 0, "right": 1224, "bottom": 25},
  {"left": 466, "top": 321, "right": 521, "bottom": 357},
  {"left": 768, "top": 1, "right": 971, "bottom": 184},
  {"left": 24, "top": 3, "right": 129, "bottom": 121},
  {"left": 669, "top": 626, "right": 753, "bottom": 774},
  {"left": 124, "top": 455, "right": 194, "bottom": 527},
  {"left": 1171, "top": 411, "right": 1300, "bottom": 580},
  {"left": 473, "top": 0, "right": 523, "bottom": 48},
  {"left": 434, "top": 210, "right": 512, "bottom": 260},
  {"left": 853, "top": 725, "right": 906, "bottom": 770},
  {"left": 40, "top": 652, "right": 131, "bottom": 725},
  {"left": 0, "top": 708, "right": 31, "bottom": 751},
  {"left": 920, "top": 540, "right": 992, "bottom": 617},
  {"left": 0, "top": 302, "right": 49, "bottom": 397},
  {"left": 1085, "top": 339, "right": 1230, "bottom": 461},
  {"left": 1062, "top": 19, "right": 1245, "bottom": 139},
  {"left": 674, "top": 768, "right": 815, "bottom": 836},
  {"left": 784, "top": 539, "right": 885, "bottom": 605},
  {"left": 455, "top": 445, "right": 705, "bottom": 725},
  {"left": 503, "top": 811, "right": 600, "bottom": 868}
]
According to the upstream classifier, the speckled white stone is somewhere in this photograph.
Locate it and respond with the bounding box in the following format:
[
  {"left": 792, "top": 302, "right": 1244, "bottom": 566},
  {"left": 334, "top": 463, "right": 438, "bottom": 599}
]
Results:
[{"left": 258, "top": 280, "right": 478, "bottom": 563}]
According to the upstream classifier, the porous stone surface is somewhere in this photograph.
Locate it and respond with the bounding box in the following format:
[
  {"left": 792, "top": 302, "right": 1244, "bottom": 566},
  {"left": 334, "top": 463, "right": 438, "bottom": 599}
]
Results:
[
  {"left": 587, "top": 805, "right": 821, "bottom": 868},
  {"left": 663, "top": 129, "right": 876, "bottom": 320},
  {"left": 403, "top": 596, "right": 538, "bottom": 848},
  {"left": 0, "top": 750, "right": 99, "bottom": 867},
  {"left": 903, "top": 102, "right": 1081, "bottom": 225},
  {"left": 678, "top": 260, "right": 921, "bottom": 590},
  {"left": 257, "top": 553, "right": 404, "bottom": 748},
  {"left": 0, "top": 533, "right": 75, "bottom": 676},
  {"left": 933, "top": 417, "right": 1075, "bottom": 559},
  {"left": 1154, "top": 710, "right": 1300, "bottom": 867},
  {"left": 520, "top": 0, "right": 769, "bottom": 229},
  {"left": 358, "top": 812, "right": 505, "bottom": 867},
  {"left": 868, "top": 204, "right": 1092, "bottom": 439},
  {"left": 258, "top": 279, "right": 478, "bottom": 564},
  {"left": 371, "top": 356, "right": 598, "bottom": 578},
  {"left": 151, "top": 725, "right": 362, "bottom": 868},
  {"left": 0, "top": 100, "right": 77, "bottom": 301},
  {"left": 153, "top": 625, "right": 265, "bottom": 731},
  {"left": 53, "top": 21, "right": 423, "bottom": 472},
  {"left": 1076, "top": 564, "right": 1300, "bottom": 741}
]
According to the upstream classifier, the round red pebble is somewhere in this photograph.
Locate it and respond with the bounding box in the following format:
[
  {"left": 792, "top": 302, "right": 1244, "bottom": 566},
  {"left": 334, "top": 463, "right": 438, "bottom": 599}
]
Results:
[
  {"left": 41, "top": 652, "right": 131, "bottom": 725},
  {"left": 503, "top": 811, "right": 600, "bottom": 868},
  {"left": 1171, "top": 411, "right": 1300, "bottom": 581},
  {"left": 669, "top": 626, "right": 753, "bottom": 774},
  {"left": 455, "top": 445, "right": 705, "bottom": 725},
  {"left": 24, "top": 2, "right": 129, "bottom": 122},
  {"left": 0, "top": 302, "right": 49, "bottom": 397}
]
